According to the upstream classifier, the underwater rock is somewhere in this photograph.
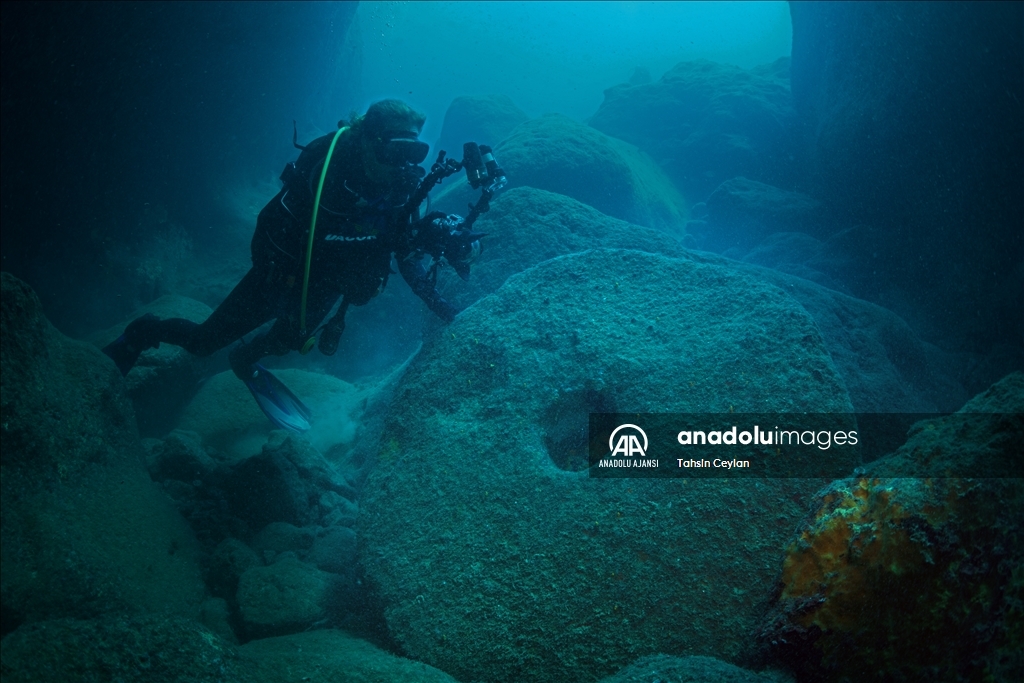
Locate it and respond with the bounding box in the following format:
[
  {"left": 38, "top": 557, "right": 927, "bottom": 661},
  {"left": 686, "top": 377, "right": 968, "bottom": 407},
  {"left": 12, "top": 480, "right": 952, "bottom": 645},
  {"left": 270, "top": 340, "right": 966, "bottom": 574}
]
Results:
[
  {"left": 434, "top": 186, "right": 685, "bottom": 313},
  {"left": 789, "top": 2, "right": 1023, "bottom": 349},
  {"left": 178, "top": 368, "right": 364, "bottom": 462},
  {"left": 199, "top": 596, "right": 238, "bottom": 645},
  {"left": 360, "top": 249, "right": 857, "bottom": 683},
  {"left": 87, "top": 294, "right": 212, "bottom": 437},
  {"left": 760, "top": 372, "right": 1024, "bottom": 681},
  {"left": 308, "top": 525, "right": 358, "bottom": 575},
  {"left": 697, "top": 177, "right": 822, "bottom": 253},
  {"left": 589, "top": 58, "right": 797, "bottom": 203},
  {"left": 727, "top": 232, "right": 851, "bottom": 294},
  {"left": 707, "top": 178, "right": 820, "bottom": 230},
  {"left": 0, "top": 273, "right": 205, "bottom": 631},
  {"left": 235, "top": 556, "right": 336, "bottom": 637},
  {"left": 598, "top": 654, "right": 786, "bottom": 683},
  {"left": 253, "top": 522, "right": 317, "bottom": 559},
  {"left": 436, "top": 94, "right": 529, "bottom": 160},
  {"left": 433, "top": 113, "right": 688, "bottom": 234},
  {"left": 209, "top": 538, "right": 262, "bottom": 600},
  {"left": 143, "top": 429, "right": 217, "bottom": 483},
  {"left": 0, "top": 615, "right": 243, "bottom": 683},
  {"left": 237, "top": 629, "right": 460, "bottom": 683},
  {"left": 683, "top": 250, "right": 967, "bottom": 413},
  {"left": 224, "top": 432, "right": 353, "bottom": 531}
]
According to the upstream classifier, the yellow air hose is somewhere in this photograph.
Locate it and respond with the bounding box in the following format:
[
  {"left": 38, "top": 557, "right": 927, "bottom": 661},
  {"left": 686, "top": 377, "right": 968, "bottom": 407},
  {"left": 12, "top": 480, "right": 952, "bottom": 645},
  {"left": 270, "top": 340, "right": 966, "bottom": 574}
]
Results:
[{"left": 299, "top": 125, "right": 349, "bottom": 354}]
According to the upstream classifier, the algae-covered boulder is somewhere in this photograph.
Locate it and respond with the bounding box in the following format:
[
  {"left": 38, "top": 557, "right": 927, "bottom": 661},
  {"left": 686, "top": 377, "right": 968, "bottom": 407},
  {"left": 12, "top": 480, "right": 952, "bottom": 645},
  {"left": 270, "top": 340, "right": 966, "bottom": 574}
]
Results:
[
  {"left": 436, "top": 94, "right": 529, "bottom": 159},
  {"left": 224, "top": 432, "right": 355, "bottom": 531},
  {"left": 683, "top": 250, "right": 967, "bottom": 413},
  {"left": 0, "top": 615, "right": 243, "bottom": 683},
  {"left": 0, "top": 619, "right": 462, "bottom": 683},
  {"left": 178, "top": 368, "right": 365, "bottom": 462},
  {"left": 598, "top": 655, "right": 785, "bottom": 683},
  {"left": 589, "top": 58, "right": 797, "bottom": 202},
  {"left": 694, "top": 177, "right": 822, "bottom": 253},
  {"left": 87, "top": 294, "right": 213, "bottom": 436},
  {"left": 434, "top": 114, "right": 688, "bottom": 234},
  {"left": 761, "top": 372, "right": 1024, "bottom": 681},
  {"left": 238, "top": 629, "right": 460, "bottom": 683},
  {"left": 236, "top": 556, "right": 338, "bottom": 637},
  {"left": 0, "top": 273, "right": 205, "bottom": 629},
  {"left": 360, "top": 250, "right": 857, "bottom": 683},
  {"left": 434, "top": 186, "right": 684, "bottom": 311}
]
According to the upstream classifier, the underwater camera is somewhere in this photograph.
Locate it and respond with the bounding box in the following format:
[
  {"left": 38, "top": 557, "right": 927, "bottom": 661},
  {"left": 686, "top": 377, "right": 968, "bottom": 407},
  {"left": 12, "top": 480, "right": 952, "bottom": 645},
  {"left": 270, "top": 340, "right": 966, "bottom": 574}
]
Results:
[{"left": 462, "top": 142, "right": 506, "bottom": 192}]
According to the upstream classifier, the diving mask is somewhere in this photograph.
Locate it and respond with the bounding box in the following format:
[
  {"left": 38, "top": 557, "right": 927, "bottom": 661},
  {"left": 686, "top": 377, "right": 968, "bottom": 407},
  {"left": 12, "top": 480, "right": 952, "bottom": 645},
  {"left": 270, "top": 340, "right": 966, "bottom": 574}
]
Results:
[{"left": 374, "top": 130, "right": 429, "bottom": 166}]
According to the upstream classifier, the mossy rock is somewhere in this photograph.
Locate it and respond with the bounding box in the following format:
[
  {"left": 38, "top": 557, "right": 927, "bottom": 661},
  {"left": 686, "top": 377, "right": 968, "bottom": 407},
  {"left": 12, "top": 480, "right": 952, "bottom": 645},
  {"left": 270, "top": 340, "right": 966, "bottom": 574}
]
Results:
[
  {"left": 436, "top": 94, "right": 528, "bottom": 158},
  {"left": 762, "top": 373, "right": 1024, "bottom": 681},
  {"left": 360, "top": 250, "right": 855, "bottom": 682},
  {"left": 432, "top": 186, "right": 685, "bottom": 313},
  {"left": 1, "top": 273, "right": 205, "bottom": 629},
  {"left": 433, "top": 114, "right": 687, "bottom": 235},
  {"left": 589, "top": 58, "right": 797, "bottom": 201}
]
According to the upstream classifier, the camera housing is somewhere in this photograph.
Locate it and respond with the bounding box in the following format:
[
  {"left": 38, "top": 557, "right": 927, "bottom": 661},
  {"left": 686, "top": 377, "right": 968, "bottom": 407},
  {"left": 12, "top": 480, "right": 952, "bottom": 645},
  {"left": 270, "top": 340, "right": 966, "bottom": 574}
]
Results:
[{"left": 463, "top": 142, "right": 506, "bottom": 191}]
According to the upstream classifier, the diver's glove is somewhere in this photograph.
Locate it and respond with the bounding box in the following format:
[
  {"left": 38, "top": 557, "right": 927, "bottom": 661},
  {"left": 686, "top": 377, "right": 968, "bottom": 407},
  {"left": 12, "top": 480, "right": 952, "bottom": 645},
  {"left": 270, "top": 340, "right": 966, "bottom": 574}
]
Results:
[
  {"left": 434, "top": 299, "right": 458, "bottom": 324},
  {"left": 318, "top": 317, "right": 345, "bottom": 356},
  {"left": 317, "top": 300, "right": 349, "bottom": 356}
]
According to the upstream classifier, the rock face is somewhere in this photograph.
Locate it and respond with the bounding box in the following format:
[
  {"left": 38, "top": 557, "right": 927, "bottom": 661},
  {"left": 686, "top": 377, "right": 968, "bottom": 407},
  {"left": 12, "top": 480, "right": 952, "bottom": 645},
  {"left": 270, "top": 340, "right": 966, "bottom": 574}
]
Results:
[
  {"left": 87, "top": 294, "right": 213, "bottom": 436},
  {"left": 588, "top": 58, "right": 797, "bottom": 203},
  {"left": 760, "top": 373, "right": 1024, "bottom": 682},
  {"left": 236, "top": 556, "right": 336, "bottom": 637},
  {"left": 684, "top": 250, "right": 967, "bottom": 414},
  {"left": 789, "top": 2, "right": 1023, "bottom": 349},
  {"left": 223, "top": 432, "right": 356, "bottom": 531},
  {"left": 432, "top": 188, "right": 962, "bottom": 414},
  {"left": 0, "top": 619, "right": 459, "bottom": 683},
  {"left": 0, "top": 273, "right": 204, "bottom": 631},
  {"left": 434, "top": 114, "right": 688, "bottom": 234},
  {"left": 360, "top": 249, "right": 857, "bottom": 683},
  {"left": 696, "top": 177, "right": 822, "bottom": 254},
  {"left": 434, "top": 187, "right": 685, "bottom": 312},
  {"left": 0, "top": 615, "right": 243, "bottom": 683},
  {"left": 237, "top": 629, "right": 460, "bottom": 683},
  {"left": 598, "top": 654, "right": 782, "bottom": 683},
  {"left": 435, "top": 94, "right": 529, "bottom": 159}
]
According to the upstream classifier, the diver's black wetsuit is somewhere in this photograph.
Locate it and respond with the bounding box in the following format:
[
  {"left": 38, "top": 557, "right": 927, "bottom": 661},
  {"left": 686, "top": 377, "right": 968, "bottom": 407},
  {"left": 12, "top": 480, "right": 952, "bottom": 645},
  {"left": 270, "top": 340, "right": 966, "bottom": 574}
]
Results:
[{"left": 139, "top": 128, "right": 455, "bottom": 376}]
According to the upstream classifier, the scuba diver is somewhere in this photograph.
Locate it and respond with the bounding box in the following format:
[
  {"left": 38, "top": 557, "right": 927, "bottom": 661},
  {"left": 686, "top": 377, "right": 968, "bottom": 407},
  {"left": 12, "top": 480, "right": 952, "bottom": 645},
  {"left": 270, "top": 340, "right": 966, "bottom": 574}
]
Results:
[{"left": 103, "top": 99, "right": 501, "bottom": 432}]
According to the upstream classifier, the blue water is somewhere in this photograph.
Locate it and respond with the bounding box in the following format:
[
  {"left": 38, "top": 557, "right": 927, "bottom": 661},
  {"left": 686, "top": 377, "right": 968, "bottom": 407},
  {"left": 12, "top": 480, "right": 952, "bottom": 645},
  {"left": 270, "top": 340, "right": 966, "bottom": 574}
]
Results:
[{"left": 1, "top": 2, "right": 1021, "bottom": 682}]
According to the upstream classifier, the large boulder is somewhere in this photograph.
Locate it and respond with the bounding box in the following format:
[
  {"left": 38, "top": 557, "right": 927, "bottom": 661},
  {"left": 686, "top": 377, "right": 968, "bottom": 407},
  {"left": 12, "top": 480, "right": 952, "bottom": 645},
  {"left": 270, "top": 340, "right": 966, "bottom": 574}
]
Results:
[
  {"left": 87, "top": 294, "right": 213, "bottom": 436},
  {"left": 588, "top": 58, "right": 798, "bottom": 203},
  {"left": 237, "top": 629, "right": 459, "bottom": 683},
  {"left": 360, "top": 249, "right": 857, "bottom": 683},
  {"left": 0, "top": 619, "right": 460, "bottom": 683},
  {"left": 432, "top": 187, "right": 962, "bottom": 413},
  {"left": 692, "top": 177, "right": 823, "bottom": 254},
  {"left": 177, "top": 368, "right": 366, "bottom": 462},
  {"left": 684, "top": 250, "right": 968, "bottom": 414},
  {"left": 223, "top": 432, "right": 355, "bottom": 531},
  {"left": 760, "top": 372, "right": 1024, "bottom": 681},
  {"left": 0, "top": 273, "right": 205, "bottom": 631},
  {"left": 435, "top": 94, "right": 529, "bottom": 158},
  {"left": 434, "top": 186, "right": 685, "bottom": 312},
  {"left": 433, "top": 114, "right": 688, "bottom": 234},
  {"left": 598, "top": 655, "right": 784, "bottom": 683},
  {"left": 0, "top": 615, "right": 243, "bottom": 683},
  {"left": 789, "top": 2, "right": 1023, "bottom": 349},
  {"left": 235, "top": 556, "right": 337, "bottom": 637}
]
